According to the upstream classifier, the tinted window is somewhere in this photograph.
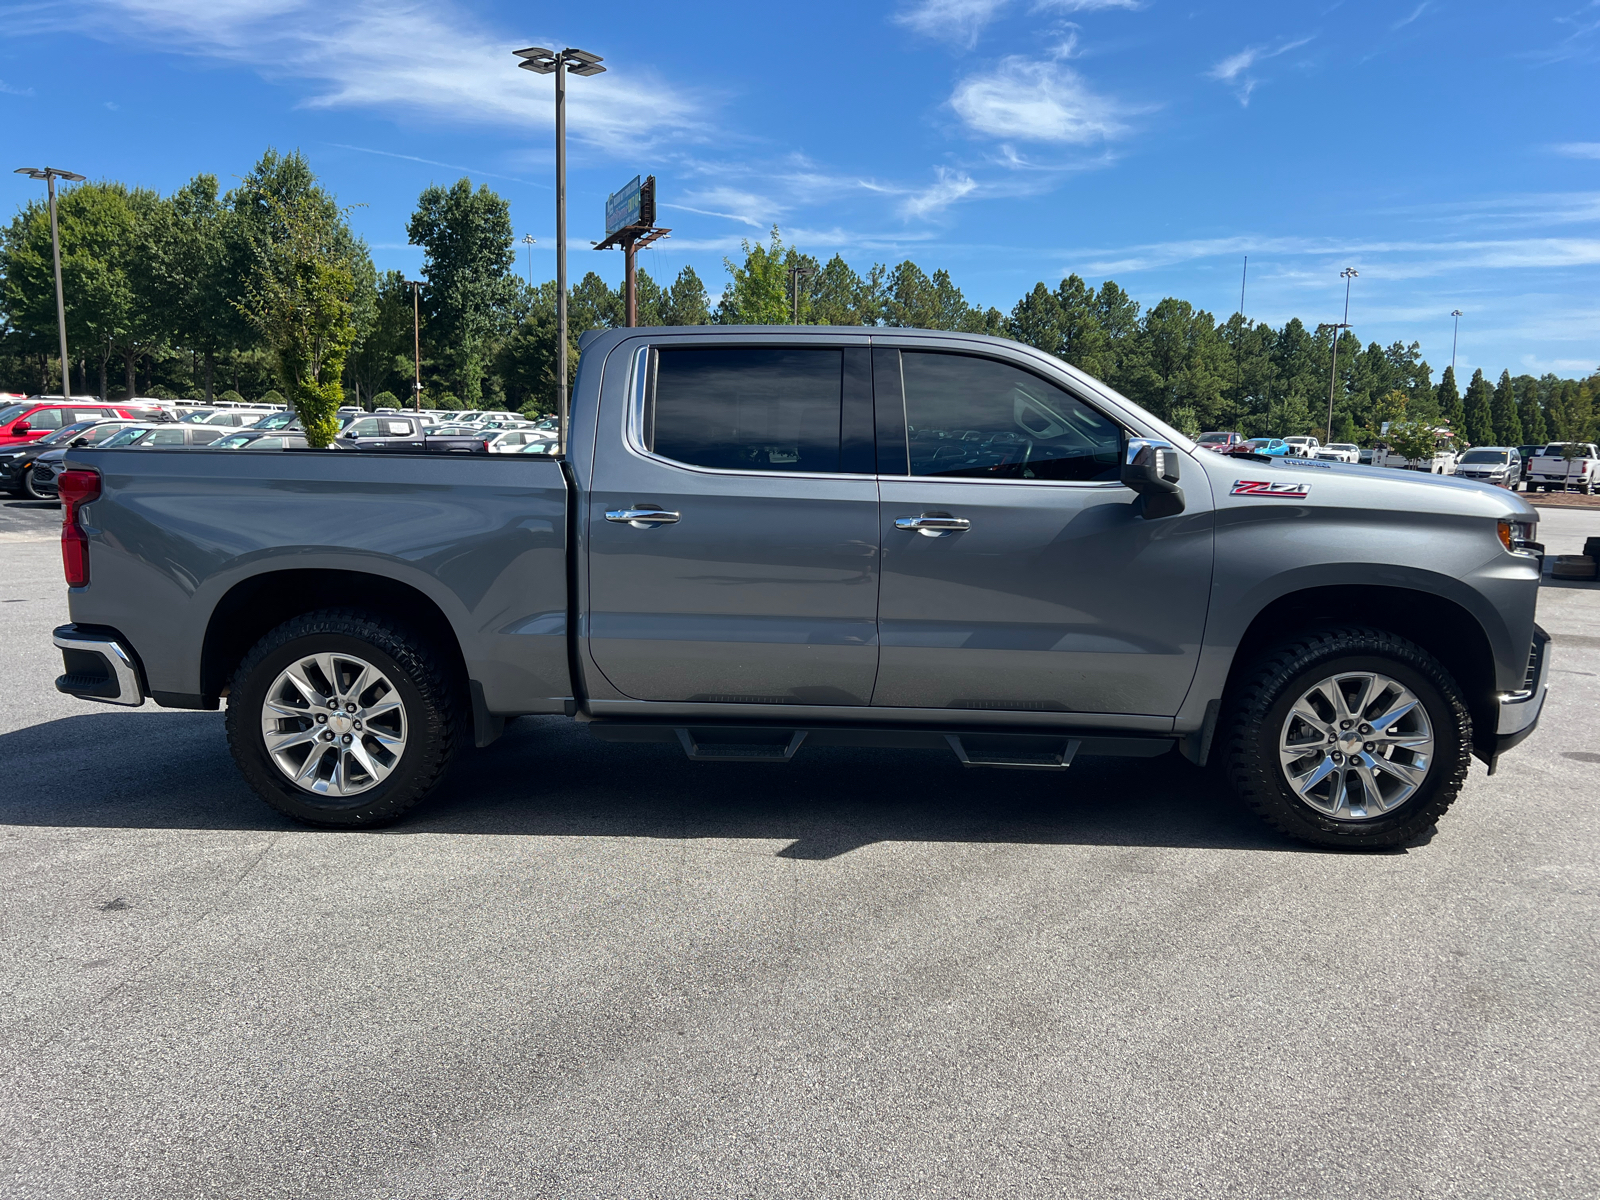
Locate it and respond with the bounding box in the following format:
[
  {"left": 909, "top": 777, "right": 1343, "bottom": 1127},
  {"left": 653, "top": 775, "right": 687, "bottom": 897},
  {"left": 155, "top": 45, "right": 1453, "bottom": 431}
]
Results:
[
  {"left": 0, "top": 403, "right": 26, "bottom": 425},
  {"left": 143, "top": 428, "right": 188, "bottom": 445},
  {"left": 1459, "top": 450, "right": 1509, "bottom": 464},
  {"left": 27, "top": 407, "right": 66, "bottom": 431},
  {"left": 900, "top": 352, "right": 1122, "bottom": 482},
  {"left": 40, "top": 421, "right": 99, "bottom": 446},
  {"left": 650, "top": 347, "right": 842, "bottom": 473}
]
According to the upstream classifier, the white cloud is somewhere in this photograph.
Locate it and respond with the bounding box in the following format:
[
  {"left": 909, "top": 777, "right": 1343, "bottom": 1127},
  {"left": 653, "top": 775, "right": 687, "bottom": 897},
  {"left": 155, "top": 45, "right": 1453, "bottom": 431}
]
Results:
[
  {"left": 0, "top": 79, "right": 37, "bottom": 96},
  {"left": 1205, "top": 35, "right": 1314, "bottom": 105},
  {"left": 893, "top": 0, "right": 1010, "bottom": 48},
  {"left": 894, "top": 0, "right": 1139, "bottom": 48},
  {"left": 1391, "top": 3, "right": 1429, "bottom": 31},
  {"left": 898, "top": 169, "right": 979, "bottom": 218},
  {"left": 951, "top": 57, "right": 1129, "bottom": 144},
  {"left": 49, "top": 0, "right": 708, "bottom": 151},
  {"left": 1553, "top": 142, "right": 1600, "bottom": 159}
]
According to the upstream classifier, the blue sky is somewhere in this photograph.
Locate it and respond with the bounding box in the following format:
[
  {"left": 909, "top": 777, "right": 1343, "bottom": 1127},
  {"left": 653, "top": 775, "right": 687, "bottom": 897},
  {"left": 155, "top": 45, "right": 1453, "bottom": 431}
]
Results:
[{"left": 3, "top": 0, "right": 1598, "bottom": 381}]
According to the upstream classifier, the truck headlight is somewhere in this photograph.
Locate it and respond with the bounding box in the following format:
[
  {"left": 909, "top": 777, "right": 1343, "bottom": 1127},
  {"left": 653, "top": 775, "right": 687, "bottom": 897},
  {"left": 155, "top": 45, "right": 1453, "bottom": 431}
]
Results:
[{"left": 1497, "top": 517, "right": 1538, "bottom": 553}]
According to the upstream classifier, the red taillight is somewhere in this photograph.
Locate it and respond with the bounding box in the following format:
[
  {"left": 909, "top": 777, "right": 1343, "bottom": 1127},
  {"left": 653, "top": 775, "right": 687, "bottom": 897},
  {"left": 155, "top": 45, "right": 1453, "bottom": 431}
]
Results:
[{"left": 58, "top": 469, "right": 100, "bottom": 587}]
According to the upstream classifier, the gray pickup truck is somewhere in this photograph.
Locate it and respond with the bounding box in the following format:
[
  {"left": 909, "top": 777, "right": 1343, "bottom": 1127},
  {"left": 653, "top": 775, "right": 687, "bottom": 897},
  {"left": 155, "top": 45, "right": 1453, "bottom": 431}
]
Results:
[{"left": 49, "top": 327, "right": 1549, "bottom": 848}]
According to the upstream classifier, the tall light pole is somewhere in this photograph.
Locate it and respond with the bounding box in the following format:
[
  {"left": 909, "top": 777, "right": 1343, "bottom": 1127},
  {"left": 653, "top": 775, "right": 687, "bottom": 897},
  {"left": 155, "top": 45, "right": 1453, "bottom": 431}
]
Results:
[
  {"left": 521, "top": 234, "right": 537, "bottom": 289},
  {"left": 1450, "top": 309, "right": 1463, "bottom": 376},
  {"left": 403, "top": 277, "right": 423, "bottom": 413},
  {"left": 1316, "top": 267, "right": 1359, "bottom": 442},
  {"left": 788, "top": 264, "right": 815, "bottom": 325},
  {"left": 14, "top": 166, "right": 86, "bottom": 396},
  {"left": 514, "top": 45, "right": 605, "bottom": 456}
]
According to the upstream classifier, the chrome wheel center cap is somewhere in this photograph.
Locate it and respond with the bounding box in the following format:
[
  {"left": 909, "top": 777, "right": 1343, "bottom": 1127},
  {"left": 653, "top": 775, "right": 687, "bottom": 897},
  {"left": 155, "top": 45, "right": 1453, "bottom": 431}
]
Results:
[
  {"left": 329, "top": 712, "right": 354, "bottom": 735},
  {"left": 1338, "top": 731, "right": 1364, "bottom": 754}
]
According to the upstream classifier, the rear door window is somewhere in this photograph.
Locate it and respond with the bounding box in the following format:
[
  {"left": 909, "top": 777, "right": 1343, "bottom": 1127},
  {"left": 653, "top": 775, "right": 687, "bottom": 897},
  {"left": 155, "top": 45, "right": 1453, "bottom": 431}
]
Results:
[
  {"left": 899, "top": 351, "right": 1122, "bottom": 482},
  {"left": 648, "top": 347, "right": 843, "bottom": 474}
]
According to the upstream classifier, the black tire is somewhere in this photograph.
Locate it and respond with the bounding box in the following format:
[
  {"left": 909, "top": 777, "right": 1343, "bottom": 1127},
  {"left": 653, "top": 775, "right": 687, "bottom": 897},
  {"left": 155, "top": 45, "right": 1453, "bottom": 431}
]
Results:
[
  {"left": 21, "top": 465, "right": 49, "bottom": 501},
  {"left": 225, "top": 608, "right": 460, "bottom": 828},
  {"left": 1222, "top": 626, "right": 1471, "bottom": 849}
]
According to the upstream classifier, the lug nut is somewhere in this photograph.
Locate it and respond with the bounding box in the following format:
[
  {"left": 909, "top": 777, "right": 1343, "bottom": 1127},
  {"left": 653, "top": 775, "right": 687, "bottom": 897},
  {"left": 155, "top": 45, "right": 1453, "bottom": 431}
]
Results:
[
  {"left": 322, "top": 730, "right": 334, "bottom": 741},
  {"left": 1359, "top": 723, "right": 1371, "bottom": 734},
  {"left": 1331, "top": 752, "right": 1343, "bottom": 764},
  {"left": 1340, "top": 720, "right": 1353, "bottom": 729},
  {"left": 341, "top": 733, "right": 352, "bottom": 745},
  {"left": 316, "top": 714, "right": 327, "bottom": 724},
  {"left": 352, "top": 720, "right": 362, "bottom": 731},
  {"left": 346, "top": 703, "right": 357, "bottom": 713},
  {"left": 1364, "top": 742, "right": 1375, "bottom": 752},
  {"left": 328, "top": 700, "right": 338, "bottom": 710}
]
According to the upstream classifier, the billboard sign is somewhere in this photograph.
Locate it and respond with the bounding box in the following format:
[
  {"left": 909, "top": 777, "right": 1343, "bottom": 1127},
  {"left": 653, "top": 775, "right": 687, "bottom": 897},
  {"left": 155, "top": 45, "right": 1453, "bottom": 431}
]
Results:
[{"left": 604, "top": 175, "right": 656, "bottom": 238}]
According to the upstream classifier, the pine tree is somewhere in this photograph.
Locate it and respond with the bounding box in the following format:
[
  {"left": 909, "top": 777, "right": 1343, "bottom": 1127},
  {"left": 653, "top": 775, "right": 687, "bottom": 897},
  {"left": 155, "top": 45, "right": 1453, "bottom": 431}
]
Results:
[
  {"left": 1461, "top": 369, "right": 1494, "bottom": 445},
  {"left": 1490, "top": 369, "right": 1522, "bottom": 446},
  {"left": 1435, "top": 366, "right": 1464, "bottom": 435},
  {"left": 1515, "top": 375, "right": 1547, "bottom": 445}
]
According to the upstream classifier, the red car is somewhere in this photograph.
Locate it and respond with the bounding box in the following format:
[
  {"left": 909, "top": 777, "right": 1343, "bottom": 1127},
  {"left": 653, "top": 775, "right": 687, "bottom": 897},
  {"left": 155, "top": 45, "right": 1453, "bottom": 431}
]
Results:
[
  {"left": 0, "top": 397, "right": 168, "bottom": 448},
  {"left": 1195, "top": 431, "right": 1245, "bottom": 453}
]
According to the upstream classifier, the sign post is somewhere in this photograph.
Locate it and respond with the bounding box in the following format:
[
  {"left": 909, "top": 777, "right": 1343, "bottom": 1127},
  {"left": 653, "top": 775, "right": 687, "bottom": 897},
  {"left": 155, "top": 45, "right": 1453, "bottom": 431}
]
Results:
[{"left": 596, "top": 175, "right": 670, "bottom": 326}]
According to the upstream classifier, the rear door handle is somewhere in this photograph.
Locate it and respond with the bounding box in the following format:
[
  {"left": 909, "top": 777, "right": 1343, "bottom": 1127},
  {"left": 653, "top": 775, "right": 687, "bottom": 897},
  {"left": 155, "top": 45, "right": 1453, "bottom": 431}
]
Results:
[
  {"left": 606, "top": 507, "right": 681, "bottom": 527},
  {"left": 894, "top": 513, "right": 970, "bottom": 537}
]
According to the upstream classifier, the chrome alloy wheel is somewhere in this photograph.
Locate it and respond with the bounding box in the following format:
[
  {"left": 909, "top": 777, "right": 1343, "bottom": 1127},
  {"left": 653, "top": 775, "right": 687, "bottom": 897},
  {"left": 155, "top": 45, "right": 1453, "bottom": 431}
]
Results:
[
  {"left": 259, "top": 652, "right": 407, "bottom": 798},
  {"left": 1278, "top": 671, "right": 1434, "bottom": 821}
]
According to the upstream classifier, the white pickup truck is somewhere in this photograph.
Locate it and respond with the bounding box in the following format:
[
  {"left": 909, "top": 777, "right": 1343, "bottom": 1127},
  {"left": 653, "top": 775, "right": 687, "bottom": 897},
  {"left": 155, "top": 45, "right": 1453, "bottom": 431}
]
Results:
[{"left": 1524, "top": 442, "right": 1599, "bottom": 494}]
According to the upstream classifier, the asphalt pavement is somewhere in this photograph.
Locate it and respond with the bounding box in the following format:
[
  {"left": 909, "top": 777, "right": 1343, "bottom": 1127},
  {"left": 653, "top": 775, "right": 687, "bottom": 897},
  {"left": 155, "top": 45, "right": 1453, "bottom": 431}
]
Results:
[{"left": 1, "top": 497, "right": 1596, "bottom": 1199}]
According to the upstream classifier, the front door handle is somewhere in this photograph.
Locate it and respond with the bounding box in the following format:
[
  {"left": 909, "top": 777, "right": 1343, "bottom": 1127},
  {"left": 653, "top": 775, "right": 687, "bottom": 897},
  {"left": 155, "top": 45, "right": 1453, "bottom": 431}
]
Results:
[
  {"left": 894, "top": 513, "right": 970, "bottom": 537},
  {"left": 606, "top": 507, "right": 681, "bottom": 528}
]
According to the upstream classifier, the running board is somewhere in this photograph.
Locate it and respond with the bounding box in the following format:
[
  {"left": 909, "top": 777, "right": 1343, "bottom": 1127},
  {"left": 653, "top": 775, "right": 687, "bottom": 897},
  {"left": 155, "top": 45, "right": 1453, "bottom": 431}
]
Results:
[
  {"left": 675, "top": 728, "right": 808, "bottom": 762},
  {"left": 945, "top": 734, "right": 1080, "bottom": 770}
]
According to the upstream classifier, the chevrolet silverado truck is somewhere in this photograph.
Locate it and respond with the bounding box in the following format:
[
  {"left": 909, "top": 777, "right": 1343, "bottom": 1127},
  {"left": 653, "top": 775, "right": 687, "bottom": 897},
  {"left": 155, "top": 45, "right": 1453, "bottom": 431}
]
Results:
[
  {"left": 1525, "top": 442, "right": 1598, "bottom": 494},
  {"left": 48, "top": 327, "right": 1550, "bottom": 848}
]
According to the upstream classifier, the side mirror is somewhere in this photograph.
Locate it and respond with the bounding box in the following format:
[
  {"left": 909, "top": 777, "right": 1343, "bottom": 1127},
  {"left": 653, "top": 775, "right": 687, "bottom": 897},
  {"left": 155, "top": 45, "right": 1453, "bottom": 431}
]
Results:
[
  {"left": 1121, "top": 437, "right": 1186, "bottom": 519},
  {"left": 12, "top": 421, "right": 31, "bottom": 435}
]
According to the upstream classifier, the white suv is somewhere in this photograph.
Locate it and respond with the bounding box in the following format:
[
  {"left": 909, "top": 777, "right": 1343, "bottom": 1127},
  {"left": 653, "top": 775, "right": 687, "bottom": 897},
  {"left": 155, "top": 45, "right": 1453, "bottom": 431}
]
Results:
[
  {"left": 1316, "top": 443, "right": 1360, "bottom": 463},
  {"left": 1282, "top": 436, "right": 1321, "bottom": 457}
]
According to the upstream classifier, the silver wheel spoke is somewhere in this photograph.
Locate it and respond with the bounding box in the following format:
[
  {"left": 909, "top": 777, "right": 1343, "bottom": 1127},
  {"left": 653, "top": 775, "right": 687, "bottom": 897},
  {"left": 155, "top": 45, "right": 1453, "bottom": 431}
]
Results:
[
  {"left": 261, "top": 651, "right": 408, "bottom": 800},
  {"left": 1279, "top": 669, "right": 1433, "bottom": 823}
]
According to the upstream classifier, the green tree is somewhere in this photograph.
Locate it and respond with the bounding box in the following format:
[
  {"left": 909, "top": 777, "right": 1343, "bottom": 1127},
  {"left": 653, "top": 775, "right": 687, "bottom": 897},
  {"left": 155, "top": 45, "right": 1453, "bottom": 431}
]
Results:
[
  {"left": 406, "top": 178, "right": 517, "bottom": 408},
  {"left": 1389, "top": 420, "right": 1440, "bottom": 465},
  {"left": 1489, "top": 369, "right": 1522, "bottom": 446},
  {"left": 716, "top": 227, "right": 792, "bottom": 324},
  {"left": 239, "top": 191, "right": 358, "bottom": 447},
  {"left": 1515, "top": 375, "right": 1546, "bottom": 445},
  {"left": 1461, "top": 368, "right": 1494, "bottom": 445},
  {"left": 1363, "top": 389, "right": 1409, "bottom": 445},
  {"left": 659, "top": 266, "right": 712, "bottom": 325},
  {"left": 146, "top": 174, "right": 251, "bottom": 401},
  {"left": 808, "top": 255, "right": 882, "bottom": 326},
  {"left": 345, "top": 270, "right": 416, "bottom": 406},
  {"left": 1434, "top": 365, "right": 1464, "bottom": 435}
]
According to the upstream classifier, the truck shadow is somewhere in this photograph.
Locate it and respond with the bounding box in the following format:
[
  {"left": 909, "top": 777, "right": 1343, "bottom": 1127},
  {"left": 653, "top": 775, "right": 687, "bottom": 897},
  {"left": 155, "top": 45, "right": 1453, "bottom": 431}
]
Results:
[{"left": 0, "top": 711, "right": 1349, "bottom": 857}]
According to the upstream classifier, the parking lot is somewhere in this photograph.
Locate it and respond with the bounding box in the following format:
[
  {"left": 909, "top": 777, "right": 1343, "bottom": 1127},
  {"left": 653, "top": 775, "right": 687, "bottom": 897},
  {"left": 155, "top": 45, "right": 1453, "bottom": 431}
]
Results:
[{"left": 1, "top": 496, "right": 1596, "bottom": 1199}]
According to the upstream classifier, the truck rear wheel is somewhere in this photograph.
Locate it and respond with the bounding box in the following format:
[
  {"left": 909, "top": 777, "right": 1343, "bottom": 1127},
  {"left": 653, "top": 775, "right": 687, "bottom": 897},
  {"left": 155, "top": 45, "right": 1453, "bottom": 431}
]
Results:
[
  {"left": 1222, "top": 627, "right": 1471, "bottom": 848},
  {"left": 225, "top": 609, "right": 459, "bottom": 828}
]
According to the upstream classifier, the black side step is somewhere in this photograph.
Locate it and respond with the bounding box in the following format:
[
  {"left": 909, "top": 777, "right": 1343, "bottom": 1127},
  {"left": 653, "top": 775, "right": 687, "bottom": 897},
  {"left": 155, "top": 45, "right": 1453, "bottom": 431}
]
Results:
[
  {"left": 944, "top": 734, "right": 1079, "bottom": 770},
  {"left": 675, "top": 728, "right": 808, "bottom": 762}
]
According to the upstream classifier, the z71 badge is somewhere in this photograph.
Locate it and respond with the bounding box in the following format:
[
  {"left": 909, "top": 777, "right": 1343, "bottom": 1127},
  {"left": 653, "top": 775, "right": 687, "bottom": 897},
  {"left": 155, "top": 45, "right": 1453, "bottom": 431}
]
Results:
[{"left": 1232, "top": 479, "right": 1311, "bottom": 498}]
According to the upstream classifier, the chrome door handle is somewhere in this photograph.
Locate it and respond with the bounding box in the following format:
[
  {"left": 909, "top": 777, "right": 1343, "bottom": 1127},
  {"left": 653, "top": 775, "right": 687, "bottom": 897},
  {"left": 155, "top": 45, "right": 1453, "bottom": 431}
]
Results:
[
  {"left": 606, "top": 507, "right": 680, "bottom": 527},
  {"left": 894, "top": 513, "right": 970, "bottom": 537}
]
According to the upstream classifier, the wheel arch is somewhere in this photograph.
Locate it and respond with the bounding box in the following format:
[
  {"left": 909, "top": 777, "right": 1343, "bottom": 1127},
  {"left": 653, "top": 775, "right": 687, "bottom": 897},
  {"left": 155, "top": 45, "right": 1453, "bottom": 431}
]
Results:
[
  {"left": 1224, "top": 584, "right": 1498, "bottom": 761},
  {"left": 201, "top": 569, "right": 470, "bottom": 717}
]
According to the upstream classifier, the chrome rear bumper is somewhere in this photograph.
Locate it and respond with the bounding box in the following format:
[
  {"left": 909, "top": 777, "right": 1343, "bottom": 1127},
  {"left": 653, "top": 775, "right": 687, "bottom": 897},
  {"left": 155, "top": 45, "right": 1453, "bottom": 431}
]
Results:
[{"left": 52, "top": 625, "right": 146, "bottom": 706}]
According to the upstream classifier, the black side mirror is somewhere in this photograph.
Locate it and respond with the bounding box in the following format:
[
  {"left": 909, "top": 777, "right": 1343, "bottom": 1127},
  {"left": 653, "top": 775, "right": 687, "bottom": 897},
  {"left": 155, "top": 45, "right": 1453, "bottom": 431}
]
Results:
[{"left": 1121, "top": 437, "right": 1186, "bottom": 519}]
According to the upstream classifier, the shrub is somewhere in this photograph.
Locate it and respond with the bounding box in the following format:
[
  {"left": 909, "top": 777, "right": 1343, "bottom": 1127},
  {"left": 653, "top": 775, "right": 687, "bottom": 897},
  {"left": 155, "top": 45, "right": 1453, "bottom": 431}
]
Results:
[
  {"left": 218, "top": 390, "right": 245, "bottom": 405},
  {"left": 259, "top": 389, "right": 286, "bottom": 407},
  {"left": 372, "top": 391, "right": 399, "bottom": 409}
]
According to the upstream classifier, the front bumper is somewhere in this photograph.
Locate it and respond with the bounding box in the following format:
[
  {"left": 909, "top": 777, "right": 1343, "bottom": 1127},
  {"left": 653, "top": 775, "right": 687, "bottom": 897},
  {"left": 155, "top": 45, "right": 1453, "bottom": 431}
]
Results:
[
  {"left": 52, "top": 625, "right": 146, "bottom": 707},
  {"left": 1490, "top": 624, "right": 1550, "bottom": 766}
]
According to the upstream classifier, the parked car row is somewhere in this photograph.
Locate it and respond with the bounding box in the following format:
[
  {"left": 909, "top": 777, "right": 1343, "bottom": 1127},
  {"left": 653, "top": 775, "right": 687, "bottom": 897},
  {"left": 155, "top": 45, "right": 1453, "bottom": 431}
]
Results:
[{"left": 3, "top": 404, "right": 561, "bottom": 499}]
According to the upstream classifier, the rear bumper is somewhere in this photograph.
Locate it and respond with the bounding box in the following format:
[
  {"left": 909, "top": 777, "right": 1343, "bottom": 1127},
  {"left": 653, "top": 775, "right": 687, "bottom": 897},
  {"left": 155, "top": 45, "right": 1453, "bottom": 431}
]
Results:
[
  {"left": 52, "top": 625, "right": 146, "bottom": 706},
  {"left": 1490, "top": 624, "right": 1549, "bottom": 763}
]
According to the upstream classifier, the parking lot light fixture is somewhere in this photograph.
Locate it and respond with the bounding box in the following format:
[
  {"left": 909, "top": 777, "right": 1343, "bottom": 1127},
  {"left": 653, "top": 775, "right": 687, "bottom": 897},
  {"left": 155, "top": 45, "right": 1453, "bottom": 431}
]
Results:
[
  {"left": 403, "top": 277, "right": 423, "bottom": 413},
  {"left": 14, "top": 167, "right": 87, "bottom": 397},
  {"left": 1450, "top": 309, "right": 1463, "bottom": 375},
  {"left": 514, "top": 45, "right": 606, "bottom": 456}
]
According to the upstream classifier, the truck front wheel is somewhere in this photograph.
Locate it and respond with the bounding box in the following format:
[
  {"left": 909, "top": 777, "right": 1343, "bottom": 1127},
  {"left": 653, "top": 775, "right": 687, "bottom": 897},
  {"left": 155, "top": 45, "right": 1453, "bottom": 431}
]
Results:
[
  {"left": 1222, "top": 627, "right": 1471, "bottom": 848},
  {"left": 225, "top": 609, "right": 460, "bottom": 828}
]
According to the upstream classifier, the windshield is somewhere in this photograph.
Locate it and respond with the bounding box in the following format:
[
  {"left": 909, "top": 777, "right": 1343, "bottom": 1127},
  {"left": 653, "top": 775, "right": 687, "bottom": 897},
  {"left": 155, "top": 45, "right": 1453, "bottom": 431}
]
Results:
[
  {"left": 1329, "top": 444, "right": 1358, "bottom": 452},
  {"left": 213, "top": 434, "right": 254, "bottom": 448},
  {"left": 1459, "top": 450, "right": 1509, "bottom": 464},
  {"left": 100, "top": 426, "right": 153, "bottom": 447},
  {"left": 1196, "top": 433, "right": 1232, "bottom": 444},
  {"left": 250, "top": 412, "right": 298, "bottom": 430},
  {"left": 39, "top": 421, "right": 100, "bottom": 446},
  {"left": 179, "top": 410, "right": 215, "bottom": 423},
  {"left": 0, "top": 403, "right": 28, "bottom": 425}
]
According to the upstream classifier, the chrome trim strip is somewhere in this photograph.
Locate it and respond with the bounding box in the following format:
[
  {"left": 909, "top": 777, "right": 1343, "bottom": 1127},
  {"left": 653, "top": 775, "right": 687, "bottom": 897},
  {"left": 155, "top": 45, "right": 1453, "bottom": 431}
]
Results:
[
  {"left": 1497, "top": 627, "right": 1550, "bottom": 736},
  {"left": 52, "top": 629, "right": 145, "bottom": 706}
]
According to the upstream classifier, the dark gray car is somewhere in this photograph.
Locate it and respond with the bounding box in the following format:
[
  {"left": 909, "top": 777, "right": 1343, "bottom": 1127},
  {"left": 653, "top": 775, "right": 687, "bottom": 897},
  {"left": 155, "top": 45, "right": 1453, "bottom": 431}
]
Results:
[{"left": 48, "top": 327, "right": 1548, "bottom": 850}]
